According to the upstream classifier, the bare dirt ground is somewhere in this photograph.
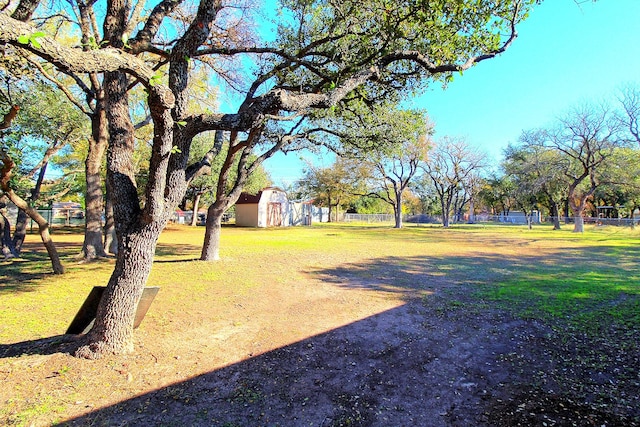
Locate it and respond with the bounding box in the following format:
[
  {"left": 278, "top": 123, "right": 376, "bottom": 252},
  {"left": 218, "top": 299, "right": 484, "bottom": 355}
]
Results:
[{"left": 2, "top": 266, "right": 638, "bottom": 427}]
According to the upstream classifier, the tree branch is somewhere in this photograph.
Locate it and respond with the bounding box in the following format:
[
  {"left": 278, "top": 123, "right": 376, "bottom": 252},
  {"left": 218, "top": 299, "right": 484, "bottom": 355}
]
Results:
[{"left": 0, "top": 105, "right": 19, "bottom": 129}]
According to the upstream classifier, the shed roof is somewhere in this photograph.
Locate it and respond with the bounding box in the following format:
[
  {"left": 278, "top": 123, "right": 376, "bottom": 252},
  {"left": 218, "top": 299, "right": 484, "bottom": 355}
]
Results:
[
  {"left": 235, "top": 187, "right": 287, "bottom": 205},
  {"left": 236, "top": 192, "right": 261, "bottom": 204}
]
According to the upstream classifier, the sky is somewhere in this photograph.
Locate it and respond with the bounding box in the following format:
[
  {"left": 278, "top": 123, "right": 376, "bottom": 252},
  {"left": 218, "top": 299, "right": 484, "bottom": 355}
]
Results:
[{"left": 264, "top": 0, "right": 640, "bottom": 186}]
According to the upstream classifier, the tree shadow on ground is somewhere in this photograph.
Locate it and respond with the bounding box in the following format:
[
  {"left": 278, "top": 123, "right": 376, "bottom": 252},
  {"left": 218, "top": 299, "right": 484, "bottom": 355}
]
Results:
[
  {"left": 1, "top": 241, "right": 198, "bottom": 294},
  {"left": 0, "top": 335, "right": 81, "bottom": 358},
  {"left": 307, "top": 244, "right": 640, "bottom": 306},
  {"left": 0, "top": 241, "right": 84, "bottom": 294},
  {"left": 56, "top": 303, "right": 541, "bottom": 427},
  {"left": 154, "top": 242, "right": 203, "bottom": 258}
]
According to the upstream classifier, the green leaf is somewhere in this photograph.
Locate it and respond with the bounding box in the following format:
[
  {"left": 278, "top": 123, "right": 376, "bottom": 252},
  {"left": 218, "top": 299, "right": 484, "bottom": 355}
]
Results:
[
  {"left": 149, "top": 72, "right": 163, "bottom": 87},
  {"left": 17, "top": 35, "right": 29, "bottom": 45},
  {"left": 170, "top": 145, "right": 182, "bottom": 154},
  {"left": 122, "top": 34, "right": 130, "bottom": 47},
  {"left": 31, "top": 31, "right": 46, "bottom": 38},
  {"left": 30, "top": 39, "right": 41, "bottom": 49},
  {"left": 176, "top": 120, "right": 187, "bottom": 128}
]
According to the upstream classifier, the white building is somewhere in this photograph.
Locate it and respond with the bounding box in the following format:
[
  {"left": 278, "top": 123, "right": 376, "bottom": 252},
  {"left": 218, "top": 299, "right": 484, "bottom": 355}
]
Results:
[
  {"left": 234, "top": 187, "right": 330, "bottom": 227},
  {"left": 235, "top": 187, "right": 290, "bottom": 227}
]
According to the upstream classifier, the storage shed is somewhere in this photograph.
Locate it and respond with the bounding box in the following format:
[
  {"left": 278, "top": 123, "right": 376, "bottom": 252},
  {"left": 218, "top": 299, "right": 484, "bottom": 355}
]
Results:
[{"left": 235, "top": 187, "right": 290, "bottom": 227}]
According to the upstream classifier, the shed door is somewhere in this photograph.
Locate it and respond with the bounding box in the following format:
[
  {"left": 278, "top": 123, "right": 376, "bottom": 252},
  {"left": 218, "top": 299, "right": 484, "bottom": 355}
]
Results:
[{"left": 267, "top": 202, "right": 282, "bottom": 227}]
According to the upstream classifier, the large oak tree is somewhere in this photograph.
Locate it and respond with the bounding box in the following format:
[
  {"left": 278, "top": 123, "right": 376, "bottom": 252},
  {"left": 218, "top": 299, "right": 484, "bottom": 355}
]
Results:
[
  {"left": 0, "top": 0, "right": 534, "bottom": 357},
  {"left": 539, "top": 104, "right": 623, "bottom": 232}
]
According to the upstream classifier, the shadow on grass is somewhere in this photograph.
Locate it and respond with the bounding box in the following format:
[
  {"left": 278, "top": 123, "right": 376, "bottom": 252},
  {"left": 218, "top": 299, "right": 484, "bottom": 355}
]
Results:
[
  {"left": 1, "top": 241, "right": 199, "bottom": 294},
  {"left": 0, "top": 240, "right": 87, "bottom": 294},
  {"left": 309, "top": 244, "right": 640, "bottom": 306},
  {"left": 1, "top": 250, "right": 59, "bottom": 294},
  {"left": 154, "top": 242, "right": 202, "bottom": 258}
]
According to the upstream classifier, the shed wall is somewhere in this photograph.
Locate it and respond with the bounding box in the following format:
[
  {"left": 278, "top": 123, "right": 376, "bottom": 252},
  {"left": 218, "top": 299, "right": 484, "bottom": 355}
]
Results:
[{"left": 235, "top": 204, "right": 259, "bottom": 227}]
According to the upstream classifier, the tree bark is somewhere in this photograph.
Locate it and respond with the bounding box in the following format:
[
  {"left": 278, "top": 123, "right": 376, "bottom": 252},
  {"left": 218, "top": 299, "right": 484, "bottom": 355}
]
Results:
[
  {"left": 550, "top": 200, "right": 561, "bottom": 230},
  {"left": 573, "top": 214, "right": 585, "bottom": 233},
  {"left": 12, "top": 208, "right": 29, "bottom": 254},
  {"left": 440, "top": 195, "right": 451, "bottom": 228},
  {"left": 200, "top": 204, "right": 224, "bottom": 261},
  {"left": 103, "top": 180, "right": 118, "bottom": 254},
  {"left": 191, "top": 192, "right": 201, "bottom": 226},
  {"left": 75, "top": 222, "right": 163, "bottom": 358},
  {"left": 394, "top": 189, "right": 403, "bottom": 229},
  {"left": 80, "top": 106, "right": 108, "bottom": 259},
  {"left": 5, "top": 189, "right": 65, "bottom": 273},
  {"left": 1, "top": 208, "right": 17, "bottom": 258},
  {"left": 569, "top": 198, "right": 586, "bottom": 233},
  {"left": 74, "top": 64, "right": 151, "bottom": 357}
]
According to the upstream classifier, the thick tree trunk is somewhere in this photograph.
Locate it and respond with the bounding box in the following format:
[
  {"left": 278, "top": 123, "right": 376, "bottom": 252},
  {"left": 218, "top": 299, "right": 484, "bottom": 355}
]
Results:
[
  {"left": 103, "top": 181, "right": 118, "bottom": 254},
  {"left": 1, "top": 209, "right": 17, "bottom": 258},
  {"left": 569, "top": 200, "right": 585, "bottom": 233},
  {"left": 573, "top": 215, "right": 585, "bottom": 233},
  {"left": 441, "top": 198, "right": 450, "bottom": 228},
  {"left": 74, "top": 66, "right": 149, "bottom": 357},
  {"left": 550, "top": 200, "right": 561, "bottom": 230},
  {"left": 12, "top": 209, "right": 28, "bottom": 254},
  {"left": 630, "top": 206, "right": 638, "bottom": 229},
  {"left": 80, "top": 108, "right": 108, "bottom": 259},
  {"left": 75, "top": 223, "right": 162, "bottom": 358},
  {"left": 394, "top": 190, "right": 402, "bottom": 229},
  {"left": 563, "top": 199, "right": 570, "bottom": 224},
  {"left": 200, "top": 205, "right": 224, "bottom": 261},
  {"left": 467, "top": 199, "right": 475, "bottom": 223},
  {"left": 15, "top": 197, "right": 65, "bottom": 273}
]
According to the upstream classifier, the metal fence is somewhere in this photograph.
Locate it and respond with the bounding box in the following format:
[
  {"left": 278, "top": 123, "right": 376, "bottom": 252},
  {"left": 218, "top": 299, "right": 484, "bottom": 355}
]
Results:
[
  {"left": 344, "top": 213, "right": 395, "bottom": 223},
  {"left": 4, "top": 208, "right": 86, "bottom": 228},
  {"left": 343, "top": 213, "right": 640, "bottom": 228}
]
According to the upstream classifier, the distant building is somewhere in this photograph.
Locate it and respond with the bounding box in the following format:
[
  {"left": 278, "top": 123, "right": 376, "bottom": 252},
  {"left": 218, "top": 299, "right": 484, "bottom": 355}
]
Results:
[
  {"left": 499, "top": 210, "right": 540, "bottom": 224},
  {"left": 234, "top": 187, "right": 329, "bottom": 227},
  {"left": 288, "top": 201, "right": 329, "bottom": 226},
  {"left": 236, "top": 187, "right": 290, "bottom": 227}
]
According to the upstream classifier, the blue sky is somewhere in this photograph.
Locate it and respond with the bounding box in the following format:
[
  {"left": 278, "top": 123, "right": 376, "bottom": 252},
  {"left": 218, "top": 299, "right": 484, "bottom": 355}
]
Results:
[{"left": 264, "top": 0, "right": 640, "bottom": 186}]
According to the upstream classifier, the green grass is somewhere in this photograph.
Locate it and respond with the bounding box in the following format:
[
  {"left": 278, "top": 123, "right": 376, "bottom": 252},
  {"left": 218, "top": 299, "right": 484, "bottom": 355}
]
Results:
[{"left": 1, "top": 222, "right": 639, "bottom": 342}]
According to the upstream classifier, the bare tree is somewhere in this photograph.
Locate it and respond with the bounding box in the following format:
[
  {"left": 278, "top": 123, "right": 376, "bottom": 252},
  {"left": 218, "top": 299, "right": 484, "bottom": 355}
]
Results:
[
  {"left": 619, "top": 85, "right": 640, "bottom": 146},
  {"left": 543, "top": 104, "right": 622, "bottom": 232},
  {"left": 422, "top": 137, "right": 487, "bottom": 227}
]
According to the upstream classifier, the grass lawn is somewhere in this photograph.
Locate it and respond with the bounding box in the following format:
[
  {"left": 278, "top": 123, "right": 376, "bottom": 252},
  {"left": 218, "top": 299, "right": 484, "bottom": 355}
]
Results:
[{"left": 1, "top": 222, "right": 639, "bottom": 426}]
